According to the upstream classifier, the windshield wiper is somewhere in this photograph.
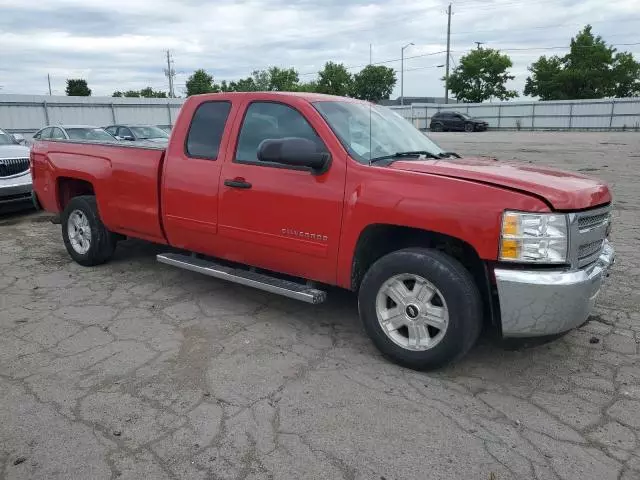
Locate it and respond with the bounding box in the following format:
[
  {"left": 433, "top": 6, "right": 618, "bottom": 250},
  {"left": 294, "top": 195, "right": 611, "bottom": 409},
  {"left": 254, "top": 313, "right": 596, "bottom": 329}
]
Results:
[{"left": 369, "top": 151, "right": 441, "bottom": 165}]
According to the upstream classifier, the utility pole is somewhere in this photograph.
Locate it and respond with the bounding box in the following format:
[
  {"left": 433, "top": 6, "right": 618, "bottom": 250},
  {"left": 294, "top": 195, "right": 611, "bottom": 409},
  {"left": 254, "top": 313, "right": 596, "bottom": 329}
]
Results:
[
  {"left": 474, "top": 41, "right": 485, "bottom": 50},
  {"left": 444, "top": 3, "right": 452, "bottom": 104},
  {"left": 400, "top": 42, "right": 414, "bottom": 106},
  {"left": 47, "top": 74, "right": 52, "bottom": 95},
  {"left": 164, "top": 50, "right": 176, "bottom": 98}
]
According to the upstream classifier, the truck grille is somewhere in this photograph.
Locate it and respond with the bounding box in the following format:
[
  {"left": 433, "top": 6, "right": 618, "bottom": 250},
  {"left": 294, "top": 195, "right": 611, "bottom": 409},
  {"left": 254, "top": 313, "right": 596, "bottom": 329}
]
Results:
[
  {"left": 578, "top": 212, "right": 610, "bottom": 231},
  {"left": 0, "top": 157, "right": 29, "bottom": 178},
  {"left": 572, "top": 206, "right": 611, "bottom": 268}
]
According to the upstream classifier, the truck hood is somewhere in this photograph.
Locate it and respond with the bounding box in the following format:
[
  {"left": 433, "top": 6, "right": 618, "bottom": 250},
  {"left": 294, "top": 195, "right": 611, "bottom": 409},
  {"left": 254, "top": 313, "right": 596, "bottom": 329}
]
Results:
[
  {"left": 0, "top": 144, "right": 30, "bottom": 159},
  {"left": 388, "top": 157, "right": 611, "bottom": 210}
]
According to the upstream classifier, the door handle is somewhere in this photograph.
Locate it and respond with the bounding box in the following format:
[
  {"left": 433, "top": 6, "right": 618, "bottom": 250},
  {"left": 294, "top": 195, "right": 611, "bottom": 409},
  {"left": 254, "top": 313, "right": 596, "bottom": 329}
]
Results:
[{"left": 224, "top": 179, "right": 252, "bottom": 189}]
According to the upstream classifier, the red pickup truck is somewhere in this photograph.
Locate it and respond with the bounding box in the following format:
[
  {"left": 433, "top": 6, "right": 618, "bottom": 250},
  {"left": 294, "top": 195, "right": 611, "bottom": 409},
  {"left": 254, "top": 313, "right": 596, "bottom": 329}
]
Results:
[{"left": 31, "top": 92, "right": 615, "bottom": 370}]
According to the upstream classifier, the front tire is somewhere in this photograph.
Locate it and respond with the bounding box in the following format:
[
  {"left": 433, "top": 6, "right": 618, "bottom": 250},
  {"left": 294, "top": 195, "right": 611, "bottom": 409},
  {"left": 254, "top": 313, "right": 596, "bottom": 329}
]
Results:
[
  {"left": 61, "top": 196, "right": 116, "bottom": 266},
  {"left": 464, "top": 123, "right": 475, "bottom": 132},
  {"left": 358, "top": 248, "right": 482, "bottom": 370}
]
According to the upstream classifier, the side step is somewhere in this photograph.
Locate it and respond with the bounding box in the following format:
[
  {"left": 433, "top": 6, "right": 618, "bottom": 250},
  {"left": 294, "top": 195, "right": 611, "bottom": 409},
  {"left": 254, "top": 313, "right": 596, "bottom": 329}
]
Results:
[{"left": 157, "top": 253, "right": 327, "bottom": 304}]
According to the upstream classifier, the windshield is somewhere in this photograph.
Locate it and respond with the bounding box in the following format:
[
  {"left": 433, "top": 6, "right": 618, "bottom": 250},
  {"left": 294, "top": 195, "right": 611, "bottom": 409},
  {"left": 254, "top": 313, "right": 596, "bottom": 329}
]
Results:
[
  {"left": 130, "top": 126, "right": 169, "bottom": 139},
  {"left": 313, "top": 101, "right": 444, "bottom": 163},
  {"left": 0, "top": 130, "right": 18, "bottom": 146},
  {"left": 66, "top": 128, "right": 115, "bottom": 141}
]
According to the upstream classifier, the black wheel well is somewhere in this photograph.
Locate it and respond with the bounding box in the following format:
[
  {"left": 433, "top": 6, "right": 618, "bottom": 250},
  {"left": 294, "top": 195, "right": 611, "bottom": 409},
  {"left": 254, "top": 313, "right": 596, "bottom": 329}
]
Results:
[
  {"left": 57, "top": 177, "right": 95, "bottom": 211},
  {"left": 351, "top": 224, "right": 497, "bottom": 325}
]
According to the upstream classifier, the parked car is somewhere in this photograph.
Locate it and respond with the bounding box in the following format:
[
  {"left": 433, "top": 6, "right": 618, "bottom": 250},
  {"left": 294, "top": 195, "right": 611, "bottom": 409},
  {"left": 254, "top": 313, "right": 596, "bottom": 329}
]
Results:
[
  {"left": 30, "top": 125, "right": 116, "bottom": 145},
  {"left": 157, "top": 125, "right": 173, "bottom": 134},
  {"left": 31, "top": 92, "right": 614, "bottom": 370},
  {"left": 104, "top": 124, "right": 169, "bottom": 144},
  {"left": 430, "top": 111, "right": 488, "bottom": 132},
  {"left": 0, "top": 128, "right": 33, "bottom": 209}
]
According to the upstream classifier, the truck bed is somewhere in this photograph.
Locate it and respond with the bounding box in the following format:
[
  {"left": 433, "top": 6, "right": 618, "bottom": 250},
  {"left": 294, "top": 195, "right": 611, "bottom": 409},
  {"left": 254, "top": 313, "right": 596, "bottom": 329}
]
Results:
[{"left": 32, "top": 139, "right": 168, "bottom": 244}]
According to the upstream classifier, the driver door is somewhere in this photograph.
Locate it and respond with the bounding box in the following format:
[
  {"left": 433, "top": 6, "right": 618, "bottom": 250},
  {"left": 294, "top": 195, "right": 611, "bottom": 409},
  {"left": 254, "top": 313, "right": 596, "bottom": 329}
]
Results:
[{"left": 217, "top": 99, "right": 346, "bottom": 284}]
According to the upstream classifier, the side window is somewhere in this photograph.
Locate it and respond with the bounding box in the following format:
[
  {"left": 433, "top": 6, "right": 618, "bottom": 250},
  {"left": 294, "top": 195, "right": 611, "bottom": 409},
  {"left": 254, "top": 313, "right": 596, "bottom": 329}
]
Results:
[
  {"left": 50, "top": 128, "right": 65, "bottom": 140},
  {"left": 185, "top": 101, "right": 232, "bottom": 159},
  {"left": 235, "top": 102, "right": 327, "bottom": 164},
  {"left": 40, "top": 127, "right": 53, "bottom": 139},
  {"left": 117, "top": 127, "right": 132, "bottom": 138},
  {"left": 33, "top": 130, "right": 42, "bottom": 139},
  {"left": 105, "top": 126, "right": 117, "bottom": 136}
]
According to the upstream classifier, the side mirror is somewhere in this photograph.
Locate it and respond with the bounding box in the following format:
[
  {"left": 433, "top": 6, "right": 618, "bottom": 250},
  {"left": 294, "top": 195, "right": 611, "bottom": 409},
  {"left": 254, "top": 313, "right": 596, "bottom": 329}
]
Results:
[
  {"left": 12, "top": 133, "right": 26, "bottom": 145},
  {"left": 257, "top": 137, "right": 329, "bottom": 172}
]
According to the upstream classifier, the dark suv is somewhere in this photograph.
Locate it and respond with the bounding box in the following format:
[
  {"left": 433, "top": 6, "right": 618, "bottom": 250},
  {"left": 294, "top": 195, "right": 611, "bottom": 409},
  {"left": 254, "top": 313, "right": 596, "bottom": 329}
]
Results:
[{"left": 430, "top": 111, "right": 488, "bottom": 132}]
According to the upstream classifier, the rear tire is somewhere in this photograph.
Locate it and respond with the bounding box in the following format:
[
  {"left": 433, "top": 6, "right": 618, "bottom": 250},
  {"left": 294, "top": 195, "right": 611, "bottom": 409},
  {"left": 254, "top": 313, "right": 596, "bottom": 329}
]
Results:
[
  {"left": 358, "top": 248, "right": 482, "bottom": 370},
  {"left": 431, "top": 123, "right": 444, "bottom": 132},
  {"left": 61, "top": 196, "right": 117, "bottom": 266}
]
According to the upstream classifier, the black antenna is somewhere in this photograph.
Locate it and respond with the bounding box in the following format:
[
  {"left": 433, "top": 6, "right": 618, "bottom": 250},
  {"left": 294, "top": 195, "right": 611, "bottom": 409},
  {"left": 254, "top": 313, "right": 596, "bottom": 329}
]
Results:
[{"left": 368, "top": 45, "right": 373, "bottom": 164}]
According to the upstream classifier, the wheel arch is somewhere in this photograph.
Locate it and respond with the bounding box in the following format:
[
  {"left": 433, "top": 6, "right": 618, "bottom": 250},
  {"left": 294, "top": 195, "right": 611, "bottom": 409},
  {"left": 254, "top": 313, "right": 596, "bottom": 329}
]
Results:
[{"left": 350, "top": 223, "right": 497, "bottom": 327}]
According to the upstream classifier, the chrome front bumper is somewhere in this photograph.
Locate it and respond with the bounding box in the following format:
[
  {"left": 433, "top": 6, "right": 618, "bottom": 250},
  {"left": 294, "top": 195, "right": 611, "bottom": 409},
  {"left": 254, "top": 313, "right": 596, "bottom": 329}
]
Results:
[{"left": 495, "top": 240, "right": 615, "bottom": 337}]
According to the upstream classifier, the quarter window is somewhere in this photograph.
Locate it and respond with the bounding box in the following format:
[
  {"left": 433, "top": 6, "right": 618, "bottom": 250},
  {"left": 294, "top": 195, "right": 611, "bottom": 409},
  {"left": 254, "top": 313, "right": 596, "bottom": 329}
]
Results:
[{"left": 185, "top": 101, "right": 232, "bottom": 159}]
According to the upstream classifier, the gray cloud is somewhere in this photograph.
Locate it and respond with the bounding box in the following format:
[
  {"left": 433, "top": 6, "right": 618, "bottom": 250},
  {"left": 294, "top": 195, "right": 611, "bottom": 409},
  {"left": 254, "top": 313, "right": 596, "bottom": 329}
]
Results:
[{"left": 0, "top": 0, "right": 637, "bottom": 98}]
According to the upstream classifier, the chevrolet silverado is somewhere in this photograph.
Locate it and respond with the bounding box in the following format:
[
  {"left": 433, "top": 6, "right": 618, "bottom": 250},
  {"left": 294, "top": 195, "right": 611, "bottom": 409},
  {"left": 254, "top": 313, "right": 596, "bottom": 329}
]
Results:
[{"left": 31, "top": 92, "right": 615, "bottom": 370}]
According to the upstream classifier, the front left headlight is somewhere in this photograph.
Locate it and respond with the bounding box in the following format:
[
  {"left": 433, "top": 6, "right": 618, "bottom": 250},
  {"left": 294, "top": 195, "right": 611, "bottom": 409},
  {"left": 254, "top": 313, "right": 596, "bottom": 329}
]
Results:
[{"left": 499, "top": 211, "right": 568, "bottom": 264}]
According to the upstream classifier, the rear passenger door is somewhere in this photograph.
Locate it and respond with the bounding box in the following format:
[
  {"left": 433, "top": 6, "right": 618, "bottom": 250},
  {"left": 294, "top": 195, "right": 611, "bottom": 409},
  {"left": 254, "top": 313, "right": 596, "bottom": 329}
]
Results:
[{"left": 161, "top": 100, "right": 236, "bottom": 255}]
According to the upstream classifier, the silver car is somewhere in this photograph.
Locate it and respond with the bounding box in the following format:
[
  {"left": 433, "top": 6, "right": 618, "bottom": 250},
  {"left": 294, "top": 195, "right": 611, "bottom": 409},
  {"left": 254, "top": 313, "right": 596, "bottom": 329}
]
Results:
[
  {"left": 29, "top": 125, "right": 116, "bottom": 145},
  {"left": 103, "top": 124, "right": 169, "bottom": 144},
  {"left": 0, "top": 128, "right": 32, "bottom": 209}
]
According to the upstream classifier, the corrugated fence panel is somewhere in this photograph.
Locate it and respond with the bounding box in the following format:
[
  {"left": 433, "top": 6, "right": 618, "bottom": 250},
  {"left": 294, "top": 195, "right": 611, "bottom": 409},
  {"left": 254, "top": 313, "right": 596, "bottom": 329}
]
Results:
[
  {"left": 390, "top": 97, "right": 640, "bottom": 130},
  {"left": 115, "top": 105, "right": 173, "bottom": 125},
  {"left": 47, "top": 105, "right": 114, "bottom": 126},
  {"left": 3, "top": 95, "right": 640, "bottom": 133},
  {"left": 614, "top": 100, "right": 640, "bottom": 115},
  {"left": 0, "top": 94, "right": 185, "bottom": 133},
  {"left": 611, "top": 115, "right": 640, "bottom": 129},
  {"left": 572, "top": 101, "right": 612, "bottom": 116},
  {"left": 534, "top": 102, "right": 571, "bottom": 116},
  {"left": 0, "top": 104, "right": 47, "bottom": 131}
]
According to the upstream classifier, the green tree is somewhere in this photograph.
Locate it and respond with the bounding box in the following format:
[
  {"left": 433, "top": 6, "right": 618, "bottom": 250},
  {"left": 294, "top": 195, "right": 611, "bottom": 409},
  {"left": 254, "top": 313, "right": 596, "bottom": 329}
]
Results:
[
  {"left": 139, "top": 87, "right": 168, "bottom": 98},
  {"left": 316, "top": 62, "right": 352, "bottom": 96},
  {"left": 123, "top": 90, "right": 141, "bottom": 97},
  {"left": 351, "top": 65, "right": 396, "bottom": 102},
  {"left": 296, "top": 81, "right": 319, "bottom": 93},
  {"left": 267, "top": 67, "right": 299, "bottom": 91},
  {"left": 186, "top": 69, "right": 215, "bottom": 96},
  {"left": 524, "top": 25, "right": 640, "bottom": 99},
  {"left": 112, "top": 91, "right": 123, "bottom": 97},
  {"left": 613, "top": 52, "right": 640, "bottom": 97},
  {"left": 446, "top": 48, "right": 518, "bottom": 103},
  {"left": 66, "top": 79, "right": 91, "bottom": 96}
]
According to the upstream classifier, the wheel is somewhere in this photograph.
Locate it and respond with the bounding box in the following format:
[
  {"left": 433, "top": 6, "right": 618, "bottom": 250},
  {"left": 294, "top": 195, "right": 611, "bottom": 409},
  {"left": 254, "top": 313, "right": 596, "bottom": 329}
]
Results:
[
  {"left": 358, "top": 248, "right": 482, "bottom": 370},
  {"left": 61, "top": 195, "right": 117, "bottom": 266},
  {"left": 431, "top": 123, "right": 444, "bottom": 132},
  {"left": 464, "top": 123, "right": 474, "bottom": 132}
]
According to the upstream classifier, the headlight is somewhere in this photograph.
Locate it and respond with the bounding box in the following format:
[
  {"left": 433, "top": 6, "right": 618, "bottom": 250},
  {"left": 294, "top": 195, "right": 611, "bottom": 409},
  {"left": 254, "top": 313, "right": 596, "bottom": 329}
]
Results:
[{"left": 500, "top": 211, "right": 568, "bottom": 264}]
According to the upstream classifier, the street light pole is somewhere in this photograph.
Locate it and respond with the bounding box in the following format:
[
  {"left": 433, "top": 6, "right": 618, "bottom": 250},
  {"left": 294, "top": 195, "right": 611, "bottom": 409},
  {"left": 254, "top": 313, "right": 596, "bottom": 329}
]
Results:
[{"left": 400, "top": 42, "right": 414, "bottom": 106}]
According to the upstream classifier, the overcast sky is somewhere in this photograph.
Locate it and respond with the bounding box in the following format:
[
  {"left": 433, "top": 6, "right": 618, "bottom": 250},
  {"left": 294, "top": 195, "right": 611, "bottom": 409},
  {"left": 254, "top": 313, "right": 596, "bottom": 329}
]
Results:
[{"left": 0, "top": 0, "right": 638, "bottom": 99}]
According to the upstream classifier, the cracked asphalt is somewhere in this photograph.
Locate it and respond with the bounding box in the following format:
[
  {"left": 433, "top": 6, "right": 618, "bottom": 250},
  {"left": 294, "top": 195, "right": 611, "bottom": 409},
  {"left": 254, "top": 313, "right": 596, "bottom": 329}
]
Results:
[{"left": 1, "top": 131, "right": 639, "bottom": 480}]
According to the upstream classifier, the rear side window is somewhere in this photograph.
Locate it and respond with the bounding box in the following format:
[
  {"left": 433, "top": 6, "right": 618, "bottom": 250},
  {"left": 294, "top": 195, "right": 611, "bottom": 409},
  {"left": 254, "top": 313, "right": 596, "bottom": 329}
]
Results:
[{"left": 186, "top": 101, "right": 231, "bottom": 159}]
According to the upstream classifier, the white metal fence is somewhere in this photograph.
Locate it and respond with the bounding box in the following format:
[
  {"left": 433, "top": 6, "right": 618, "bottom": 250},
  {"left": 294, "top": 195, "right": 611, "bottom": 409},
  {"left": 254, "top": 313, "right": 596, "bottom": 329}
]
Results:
[
  {"left": 0, "top": 94, "right": 185, "bottom": 134},
  {"left": 390, "top": 97, "right": 640, "bottom": 131},
  {"left": 2, "top": 94, "right": 640, "bottom": 134}
]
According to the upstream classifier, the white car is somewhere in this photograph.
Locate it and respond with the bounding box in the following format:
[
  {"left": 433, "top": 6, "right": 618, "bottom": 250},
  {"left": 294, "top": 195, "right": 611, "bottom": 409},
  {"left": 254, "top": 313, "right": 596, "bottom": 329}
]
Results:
[{"left": 0, "top": 128, "right": 33, "bottom": 209}]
